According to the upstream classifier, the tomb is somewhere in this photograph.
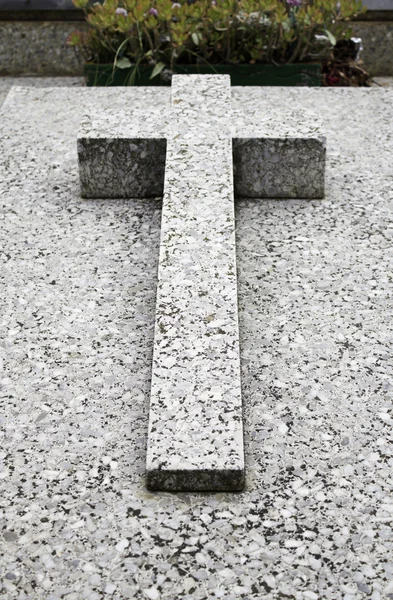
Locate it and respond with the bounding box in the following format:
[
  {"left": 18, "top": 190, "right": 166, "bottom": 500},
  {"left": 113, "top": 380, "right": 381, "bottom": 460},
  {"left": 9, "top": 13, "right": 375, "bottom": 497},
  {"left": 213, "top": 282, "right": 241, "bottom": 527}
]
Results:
[{"left": 78, "top": 74, "right": 326, "bottom": 491}]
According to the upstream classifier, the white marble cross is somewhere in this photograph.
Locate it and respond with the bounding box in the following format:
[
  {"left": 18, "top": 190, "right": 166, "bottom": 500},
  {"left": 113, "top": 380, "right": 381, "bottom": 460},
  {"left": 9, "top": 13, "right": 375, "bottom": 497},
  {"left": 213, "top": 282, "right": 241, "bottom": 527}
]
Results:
[{"left": 78, "top": 75, "right": 325, "bottom": 492}]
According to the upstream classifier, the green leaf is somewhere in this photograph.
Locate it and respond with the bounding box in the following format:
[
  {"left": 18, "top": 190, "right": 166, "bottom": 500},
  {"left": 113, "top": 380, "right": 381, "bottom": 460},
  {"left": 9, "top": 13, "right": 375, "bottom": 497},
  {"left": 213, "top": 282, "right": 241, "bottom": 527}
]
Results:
[
  {"left": 324, "top": 29, "right": 336, "bottom": 46},
  {"left": 116, "top": 57, "right": 132, "bottom": 69},
  {"left": 150, "top": 61, "right": 166, "bottom": 79},
  {"left": 192, "top": 32, "right": 199, "bottom": 46},
  {"left": 72, "top": 0, "right": 89, "bottom": 8}
]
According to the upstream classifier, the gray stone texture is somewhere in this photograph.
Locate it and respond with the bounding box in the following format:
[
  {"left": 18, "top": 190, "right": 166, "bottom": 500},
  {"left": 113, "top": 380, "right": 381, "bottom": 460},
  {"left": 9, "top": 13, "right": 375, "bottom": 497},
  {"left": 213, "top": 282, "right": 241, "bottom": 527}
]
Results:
[
  {"left": 78, "top": 136, "right": 167, "bottom": 199},
  {"left": 363, "top": 0, "right": 393, "bottom": 9},
  {"left": 79, "top": 75, "right": 324, "bottom": 489},
  {"left": 78, "top": 108, "right": 168, "bottom": 199},
  {"left": 145, "top": 76, "right": 244, "bottom": 491},
  {"left": 0, "top": 75, "right": 83, "bottom": 106},
  {"left": 1, "top": 79, "right": 393, "bottom": 598},
  {"left": 233, "top": 137, "right": 325, "bottom": 198},
  {"left": 81, "top": 76, "right": 262, "bottom": 491},
  {"left": 0, "top": 21, "right": 84, "bottom": 76},
  {"left": 352, "top": 21, "right": 393, "bottom": 76},
  {"left": 79, "top": 95, "right": 325, "bottom": 201},
  {"left": 231, "top": 107, "right": 325, "bottom": 199}
]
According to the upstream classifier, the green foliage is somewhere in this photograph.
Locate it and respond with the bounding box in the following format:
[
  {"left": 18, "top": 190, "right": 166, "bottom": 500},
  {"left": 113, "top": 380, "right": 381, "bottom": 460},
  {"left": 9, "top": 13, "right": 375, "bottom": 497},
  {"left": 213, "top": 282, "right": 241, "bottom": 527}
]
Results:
[{"left": 68, "top": 0, "right": 366, "bottom": 70}]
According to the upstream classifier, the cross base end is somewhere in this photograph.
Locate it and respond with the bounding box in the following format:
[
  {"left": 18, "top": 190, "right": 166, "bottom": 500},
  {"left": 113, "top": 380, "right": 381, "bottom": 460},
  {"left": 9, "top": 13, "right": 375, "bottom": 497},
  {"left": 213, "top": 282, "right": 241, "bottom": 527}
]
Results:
[{"left": 146, "top": 468, "right": 245, "bottom": 492}]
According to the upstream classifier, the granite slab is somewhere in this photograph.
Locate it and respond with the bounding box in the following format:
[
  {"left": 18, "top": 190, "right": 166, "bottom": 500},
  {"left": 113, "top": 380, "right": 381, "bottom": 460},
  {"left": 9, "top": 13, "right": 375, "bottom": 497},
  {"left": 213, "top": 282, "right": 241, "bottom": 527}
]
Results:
[
  {"left": 79, "top": 87, "right": 325, "bottom": 200},
  {"left": 0, "top": 75, "right": 83, "bottom": 107},
  {"left": 1, "top": 81, "right": 393, "bottom": 599},
  {"left": 146, "top": 76, "right": 243, "bottom": 492},
  {"left": 232, "top": 107, "right": 325, "bottom": 198}
]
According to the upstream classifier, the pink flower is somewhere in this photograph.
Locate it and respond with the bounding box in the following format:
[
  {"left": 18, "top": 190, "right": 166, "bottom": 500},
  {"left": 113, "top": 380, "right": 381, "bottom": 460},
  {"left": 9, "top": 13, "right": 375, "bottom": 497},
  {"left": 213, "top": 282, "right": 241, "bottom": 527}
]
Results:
[
  {"left": 115, "top": 7, "right": 128, "bottom": 16},
  {"left": 326, "top": 73, "right": 340, "bottom": 86},
  {"left": 286, "top": 0, "right": 301, "bottom": 5},
  {"left": 148, "top": 7, "right": 158, "bottom": 16}
]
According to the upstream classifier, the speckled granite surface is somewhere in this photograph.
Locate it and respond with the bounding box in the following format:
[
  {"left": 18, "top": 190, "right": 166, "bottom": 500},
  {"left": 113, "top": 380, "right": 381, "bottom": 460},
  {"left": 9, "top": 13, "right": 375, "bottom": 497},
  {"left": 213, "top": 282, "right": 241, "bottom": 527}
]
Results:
[
  {"left": 79, "top": 75, "right": 324, "bottom": 491},
  {"left": 232, "top": 107, "right": 325, "bottom": 198},
  {"left": 1, "top": 81, "right": 393, "bottom": 598},
  {"left": 0, "top": 22, "right": 85, "bottom": 76},
  {"left": 352, "top": 21, "right": 393, "bottom": 77},
  {"left": 146, "top": 76, "right": 243, "bottom": 491},
  {"left": 78, "top": 85, "right": 325, "bottom": 200},
  {"left": 0, "top": 76, "right": 84, "bottom": 106}
]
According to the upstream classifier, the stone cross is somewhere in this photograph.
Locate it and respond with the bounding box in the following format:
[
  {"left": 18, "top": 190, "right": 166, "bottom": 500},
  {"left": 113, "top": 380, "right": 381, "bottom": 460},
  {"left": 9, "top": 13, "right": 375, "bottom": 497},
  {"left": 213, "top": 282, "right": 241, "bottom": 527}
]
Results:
[{"left": 78, "top": 75, "right": 326, "bottom": 492}]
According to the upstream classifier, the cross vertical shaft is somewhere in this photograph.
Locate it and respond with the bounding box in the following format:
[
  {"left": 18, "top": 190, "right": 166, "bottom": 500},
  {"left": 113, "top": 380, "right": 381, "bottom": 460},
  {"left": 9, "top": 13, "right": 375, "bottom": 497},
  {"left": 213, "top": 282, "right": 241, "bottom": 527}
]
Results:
[{"left": 146, "top": 76, "right": 244, "bottom": 491}]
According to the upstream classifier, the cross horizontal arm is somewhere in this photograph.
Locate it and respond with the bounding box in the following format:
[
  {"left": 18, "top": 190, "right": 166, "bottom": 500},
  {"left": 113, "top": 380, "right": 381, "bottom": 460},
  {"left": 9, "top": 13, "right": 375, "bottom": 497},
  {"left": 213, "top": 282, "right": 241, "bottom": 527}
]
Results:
[
  {"left": 78, "top": 110, "right": 168, "bottom": 198},
  {"left": 78, "top": 98, "right": 325, "bottom": 200}
]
